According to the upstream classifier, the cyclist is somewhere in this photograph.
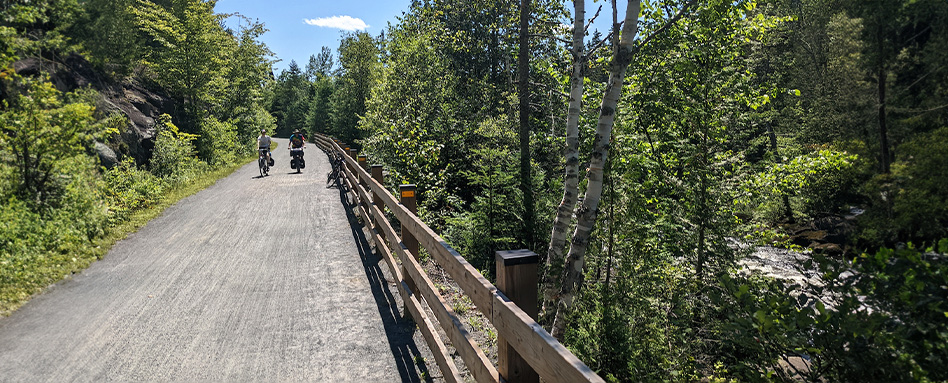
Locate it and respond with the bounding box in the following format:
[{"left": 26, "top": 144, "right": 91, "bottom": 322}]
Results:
[
  {"left": 257, "top": 129, "right": 272, "bottom": 165},
  {"left": 288, "top": 129, "right": 306, "bottom": 172},
  {"left": 288, "top": 129, "right": 306, "bottom": 150}
]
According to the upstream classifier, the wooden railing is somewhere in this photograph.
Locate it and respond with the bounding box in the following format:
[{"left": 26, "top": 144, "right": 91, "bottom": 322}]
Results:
[{"left": 312, "top": 134, "right": 604, "bottom": 383}]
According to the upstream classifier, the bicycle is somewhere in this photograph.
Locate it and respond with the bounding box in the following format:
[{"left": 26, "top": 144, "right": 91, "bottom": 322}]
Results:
[
  {"left": 327, "top": 152, "right": 345, "bottom": 188},
  {"left": 289, "top": 146, "right": 305, "bottom": 173},
  {"left": 258, "top": 148, "right": 270, "bottom": 177}
]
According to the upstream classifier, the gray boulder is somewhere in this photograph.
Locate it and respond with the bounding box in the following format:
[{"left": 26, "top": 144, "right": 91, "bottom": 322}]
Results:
[{"left": 94, "top": 141, "right": 119, "bottom": 169}]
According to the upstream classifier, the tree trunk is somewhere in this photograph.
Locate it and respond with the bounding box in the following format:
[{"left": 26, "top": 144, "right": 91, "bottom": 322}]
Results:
[
  {"left": 551, "top": 0, "right": 641, "bottom": 341},
  {"left": 519, "top": 0, "right": 534, "bottom": 251},
  {"left": 873, "top": 8, "right": 891, "bottom": 175},
  {"left": 877, "top": 63, "right": 890, "bottom": 174},
  {"left": 542, "top": 0, "right": 585, "bottom": 320},
  {"left": 766, "top": 121, "right": 794, "bottom": 223}
]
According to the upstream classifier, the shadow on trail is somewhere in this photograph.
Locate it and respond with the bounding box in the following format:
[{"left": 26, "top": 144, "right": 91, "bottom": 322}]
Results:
[{"left": 337, "top": 186, "right": 431, "bottom": 383}]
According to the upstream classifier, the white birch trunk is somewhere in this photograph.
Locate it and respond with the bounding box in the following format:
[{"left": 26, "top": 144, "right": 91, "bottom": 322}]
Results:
[
  {"left": 551, "top": 0, "right": 641, "bottom": 340},
  {"left": 542, "top": 0, "right": 586, "bottom": 319}
]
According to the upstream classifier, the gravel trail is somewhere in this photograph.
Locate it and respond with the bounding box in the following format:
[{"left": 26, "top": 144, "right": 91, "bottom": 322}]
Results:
[{"left": 0, "top": 139, "right": 428, "bottom": 382}]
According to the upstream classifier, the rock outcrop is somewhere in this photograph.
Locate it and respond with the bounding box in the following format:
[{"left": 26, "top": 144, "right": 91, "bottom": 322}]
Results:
[
  {"left": 786, "top": 214, "right": 855, "bottom": 255},
  {"left": 13, "top": 53, "right": 173, "bottom": 166}
]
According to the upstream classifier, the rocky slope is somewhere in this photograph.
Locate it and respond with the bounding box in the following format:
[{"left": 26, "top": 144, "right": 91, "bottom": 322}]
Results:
[{"left": 13, "top": 53, "right": 173, "bottom": 167}]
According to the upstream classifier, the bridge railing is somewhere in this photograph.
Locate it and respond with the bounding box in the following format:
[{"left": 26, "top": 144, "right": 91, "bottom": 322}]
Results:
[{"left": 312, "top": 134, "right": 604, "bottom": 383}]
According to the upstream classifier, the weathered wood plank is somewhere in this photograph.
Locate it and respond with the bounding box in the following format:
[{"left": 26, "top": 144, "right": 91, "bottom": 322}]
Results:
[
  {"left": 399, "top": 280, "right": 464, "bottom": 383},
  {"left": 363, "top": 193, "right": 499, "bottom": 382},
  {"left": 391, "top": 233, "right": 499, "bottom": 383},
  {"left": 337, "top": 155, "right": 498, "bottom": 317},
  {"left": 353, "top": 174, "right": 464, "bottom": 383},
  {"left": 491, "top": 293, "right": 604, "bottom": 383}
]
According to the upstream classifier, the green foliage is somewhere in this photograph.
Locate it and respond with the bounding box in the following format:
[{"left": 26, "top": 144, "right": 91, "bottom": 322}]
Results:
[
  {"left": 331, "top": 31, "right": 379, "bottom": 143},
  {"left": 0, "top": 152, "right": 107, "bottom": 315},
  {"left": 305, "top": 68, "right": 333, "bottom": 135},
  {"left": 0, "top": 77, "right": 97, "bottom": 205},
  {"left": 890, "top": 127, "right": 948, "bottom": 241},
  {"left": 271, "top": 60, "right": 310, "bottom": 137},
  {"left": 149, "top": 114, "right": 204, "bottom": 183},
  {"left": 130, "top": 0, "right": 232, "bottom": 122},
  {"left": 197, "top": 116, "right": 239, "bottom": 167},
  {"left": 219, "top": 17, "right": 276, "bottom": 147},
  {"left": 73, "top": 0, "right": 140, "bottom": 75},
  {"left": 719, "top": 240, "right": 948, "bottom": 382},
  {"left": 740, "top": 148, "right": 858, "bottom": 223},
  {"left": 103, "top": 158, "right": 166, "bottom": 221}
]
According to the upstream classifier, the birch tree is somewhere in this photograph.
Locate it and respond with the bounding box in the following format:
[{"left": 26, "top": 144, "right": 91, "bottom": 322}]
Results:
[
  {"left": 542, "top": 0, "right": 585, "bottom": 316},
  {"left": 550, "top": 0, "right": 698, "bottom": 340}
]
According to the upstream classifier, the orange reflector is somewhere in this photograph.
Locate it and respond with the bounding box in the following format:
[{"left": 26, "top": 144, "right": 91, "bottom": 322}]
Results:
[{"left": 401, "top": 190, "right": 415, "bottom": 198}]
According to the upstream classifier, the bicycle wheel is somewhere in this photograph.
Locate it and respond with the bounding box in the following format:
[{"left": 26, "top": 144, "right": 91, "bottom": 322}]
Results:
[{"left": 259, "top": 157, "right": 265, "bottom": 177}]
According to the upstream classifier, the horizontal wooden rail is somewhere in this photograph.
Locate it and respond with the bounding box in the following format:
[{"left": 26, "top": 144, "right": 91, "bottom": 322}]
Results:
[{"left": 313, "top": 133, "right": 604, "bottom": 383}]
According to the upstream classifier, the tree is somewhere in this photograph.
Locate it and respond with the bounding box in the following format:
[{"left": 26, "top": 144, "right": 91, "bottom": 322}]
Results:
[
  {"left": 330, "top": 31, "right": 378, "bottom": 143},
  {"left": 75, "top": 0, "right": 140, "bottom": 75},
  {"left": 272, "top": 60, "right": 310, "bottom": 136},
  {"left": 0, "top": 77, "right": 96, "bottom": 204},
  {"left": 218, "top": 15, "right": 276, "bottom": 149},
  {"left": 550, "top": 0, "right": 702, "bottom": 340},
  {"left": 305, "top": 46, "right": 333, "bottom": 81},
  {"left": 131, "top": 0, "right": 231, "bottom": 123},
  {"left": 542, "top": 0, "right": 586, "bottom": 319}
]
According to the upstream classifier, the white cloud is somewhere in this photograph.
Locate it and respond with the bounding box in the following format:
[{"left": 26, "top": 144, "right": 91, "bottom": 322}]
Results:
[{"left": 304, "top": 16, "right": 369, "bottom": 31}]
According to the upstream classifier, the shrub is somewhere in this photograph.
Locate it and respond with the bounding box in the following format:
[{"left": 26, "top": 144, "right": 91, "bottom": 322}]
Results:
[
  {"left": 150, "top": 114, "right": 205, "bottom": 183},
  {"left": 104, "top": 158, "right": 166, "bottom": 221},
  {"left": 741, "top": 148, "right": 858, "bottom": 223},
  {"left": 891, "top": 127, "right": 948, "bottom": 241},
  {"left": 197, "top": 116, "right": 240, "bottom": 166},
  {"left": 0, "top": 78, "right": 97, "bottom": 205}
]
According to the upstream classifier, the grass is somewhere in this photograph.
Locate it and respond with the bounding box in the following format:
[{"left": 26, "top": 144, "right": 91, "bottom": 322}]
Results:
[{"left": 0, "top": 156, "right": 253, "bottom": 316}]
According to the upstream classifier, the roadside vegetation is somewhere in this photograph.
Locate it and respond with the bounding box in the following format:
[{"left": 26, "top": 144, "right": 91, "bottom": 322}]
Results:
[{"left": 1, "top": 1, "right": 273, "bottom": 315}]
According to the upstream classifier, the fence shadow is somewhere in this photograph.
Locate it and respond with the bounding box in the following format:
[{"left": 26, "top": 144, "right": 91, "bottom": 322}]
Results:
[{"left": 337, "top": 186, "right": 433, "bottom": 383}]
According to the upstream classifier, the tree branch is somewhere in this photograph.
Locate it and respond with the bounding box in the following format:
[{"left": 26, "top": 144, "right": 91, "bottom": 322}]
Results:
[
  {"left": 531, "top": 33, "right": 570, "bottom": 44},
  {"left": 632, "top": 0, "right": 701, "bottom": 55},
  {"left": 584, "top": 5, "right": 603, "bottom": 34},
  {"left": 586, "top": 29, "right": 619, "bottom": 55}
]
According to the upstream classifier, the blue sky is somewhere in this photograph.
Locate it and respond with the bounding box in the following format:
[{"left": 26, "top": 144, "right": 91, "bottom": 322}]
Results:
[
  {"left": 215, "top": 0, "right": 413, "bottom": 74},
  {"left": 214, "top": 1, "right": 621, "bottom": 75}
]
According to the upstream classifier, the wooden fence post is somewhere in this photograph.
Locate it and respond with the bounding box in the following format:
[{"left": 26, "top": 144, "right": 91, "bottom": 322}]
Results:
[
  {"left": 400, "top": 184, "right": 419, "bottom": 299},
  {"left": 495, "top": 249, "right": 540, "bottom": 383},
  {"left": 400, "top": 184, "right": 418, "bottom": 255},
  {"left": 347, "top": 148, "right": 357, "bottom": 174},
  {"left": 357, "top": 155, "right": 368, "bottom": 186},
  {"left": 372, "top": 165, "right": 385, "bottom": 242}
]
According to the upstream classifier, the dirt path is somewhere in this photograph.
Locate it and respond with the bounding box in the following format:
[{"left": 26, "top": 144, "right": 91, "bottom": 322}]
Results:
[{"left": 0, "top": 139, "right": 430, "bottom": 382}]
